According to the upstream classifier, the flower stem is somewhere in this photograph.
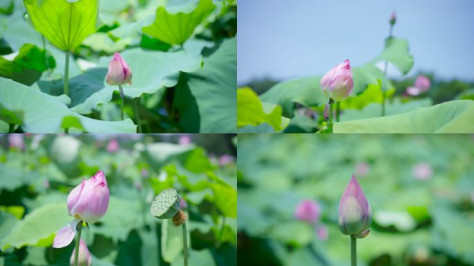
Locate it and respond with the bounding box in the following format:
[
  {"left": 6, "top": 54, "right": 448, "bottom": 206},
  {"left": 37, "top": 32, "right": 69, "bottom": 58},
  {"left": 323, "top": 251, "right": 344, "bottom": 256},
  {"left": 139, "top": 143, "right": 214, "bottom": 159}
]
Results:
[
  {"left": 74, "top": 221, "right": 83, "bottom": 266},
  {"left": 134, "top": 98, "right": 142, "bottom": 133},
  {"left": 336, "top": 102, "right": 340, "bottom": 122},
  {"left": 182, "top": 222, "right": 188, "bottom": 266},
  {"left": 64, "top": 51, "right": 70, "bottom": 97},
  {"left": 381, "top": 25, "right": 393, "bottom": 117},
  {"left": 118, "top": 85, "right": 125, "bottom": 120},
  {"left": 351, "top": 235, "right": 357, "bottom": 266},
  {"left": 328, "top": 99, "right": 334, "bottom": 133}
]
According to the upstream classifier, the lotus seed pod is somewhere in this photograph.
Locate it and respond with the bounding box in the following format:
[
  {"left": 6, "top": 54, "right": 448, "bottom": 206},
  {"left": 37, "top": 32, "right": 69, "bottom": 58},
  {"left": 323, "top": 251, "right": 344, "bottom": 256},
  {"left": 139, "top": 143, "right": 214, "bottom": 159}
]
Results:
[
  {"left": 150, "top": 188, "right": 181, "bottom": 219},
  {"left": 338, "top": 174, "right": 372, "bottom": 237}
]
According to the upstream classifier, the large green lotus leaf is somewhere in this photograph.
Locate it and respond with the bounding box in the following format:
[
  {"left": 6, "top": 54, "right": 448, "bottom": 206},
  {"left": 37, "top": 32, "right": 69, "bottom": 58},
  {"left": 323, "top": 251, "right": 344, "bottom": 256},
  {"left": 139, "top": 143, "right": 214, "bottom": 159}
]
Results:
[
  {"left": 371, "top": 37, "right": 414, "bottom": 75},
  {"left": 211, "top": 182, "right": 237, "bottom": 218},
  {"left": 237, "top": 123, "right": 275, "bottom": 133},
  {"left": 340, "top": 83, "right": 395, "bottom": 110},
  {"left": 0, "top": 44, "right": 55, "bottom": 86},
  {"left": 260, "top": 64, "right": 392, "bottom": 117},
  {"left": 334, "top": 100, "right": 474, "bottom": 133},
  {"left": 237, "top": 87, "right": 283, "bottom": 131},
  {"left": 1, "top": 203, "right": 70, "bottom": 250},
  {"left": 82, "top": 33, "right": 131, "bottom": 53},
  {"left": 142, "top": 0, "right": 216, "bottom": 45},
  {"left": 24, "top": 0, "right": 99, "bottom": 51},
  {"left": 2, "top": 9, "right": 81, "bottom": 78},
  {"left": 173, "top": 38, "right": 236, "bottom": 133},
  {"left": 0, "top": 77, "right": 136, "bottom": 133}
]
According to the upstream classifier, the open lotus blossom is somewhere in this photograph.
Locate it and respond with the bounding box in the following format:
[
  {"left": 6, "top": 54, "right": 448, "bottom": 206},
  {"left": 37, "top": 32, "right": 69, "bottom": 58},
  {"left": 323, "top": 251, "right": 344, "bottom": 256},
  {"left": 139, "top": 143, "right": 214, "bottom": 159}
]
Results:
[
  {"left": 106, "top": 52, "right": 132, "bottom": 86},
  {"left": 69, "top": 239, "right": 92, "bottom": 266},
  {"left": 406, "top": 75, "right": 431, "bottom": 96},
  {"left": 413, "top": 163, "right": 433, "bottom": 181},
  {"left": 320, "top": 59, "right": 354, "bottom": 102},
  {"left": 53, "top": 171, "right": 109, "bottom": 248},
  {"left": 338, "top": 174, "right": 371, "bottom": 238},
  {"left": 295, "top": 199, "right": 321, "bottom": 224}
]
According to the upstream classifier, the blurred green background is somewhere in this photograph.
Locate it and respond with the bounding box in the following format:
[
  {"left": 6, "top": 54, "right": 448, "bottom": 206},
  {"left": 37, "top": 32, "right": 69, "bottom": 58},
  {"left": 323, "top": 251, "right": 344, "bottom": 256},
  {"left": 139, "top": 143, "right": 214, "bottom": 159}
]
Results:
[
  {"left": 0, "top": 134, "right": 236, "bottom": 265},
  {"left": 237, "top": 135, "right": 474, "bottom": 265}
]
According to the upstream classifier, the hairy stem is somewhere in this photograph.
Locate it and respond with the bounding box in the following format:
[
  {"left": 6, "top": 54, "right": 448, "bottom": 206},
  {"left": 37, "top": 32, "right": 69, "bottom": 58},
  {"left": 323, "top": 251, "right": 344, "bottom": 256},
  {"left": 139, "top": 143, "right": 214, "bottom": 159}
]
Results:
[
  {"left": 64, "top": 51, "right": 70, "bottom": 97},
  {"left": 134, "top": 98, "right": 142, "bottom": 133},
  {"left": 119, "top": 85, "right": 125, "bottom": 120},
  {"left": 74, "top": 222, "right": 83, "bottom": 266},
  {"left": 182, "top": 222, "right": 188, "bottom": 266},
  {"left": 328, "top": 99, "right": 334, "bottom": 133},
  {"left": 351, "top": 235, "right": 357, "bottom": 266}
]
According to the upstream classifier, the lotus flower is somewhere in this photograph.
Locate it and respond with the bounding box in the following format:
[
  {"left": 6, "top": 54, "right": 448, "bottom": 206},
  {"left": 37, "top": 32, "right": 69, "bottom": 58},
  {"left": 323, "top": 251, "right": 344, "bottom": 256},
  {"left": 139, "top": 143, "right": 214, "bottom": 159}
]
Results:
[
  {"left": 8, "top": 134, "right": 24, "bottom": 150},
  {"left": 406, "top": 75, "right": 431, "bottom": 96},
  {"left": 69, "top": 239, "right": 91, "bottom": 266},
  {"left": 413, "top": 163, "right": 433, "bottom": 181},
  {"left": 316, "top": 225, "right": 329, "bottom": 241},
  {"left": 106, "top": 52, "right": 132, "bottom": 86},
  {"left": 355, "top": 162, "right": 370, "bottom": 176},
  {"left": 219, "top": 154, "right": 235, "bottom": 166},
  {"left": 106, "top": 139, "right": 119, "bottom": 153},
  {"left": 53, "top": 171, "right": 109, "bottom": 248},
  {"left": 320, "top": 59, "right": 353, "bottom": 102},
  {"left": 178, "top": 135, "right": 192, "bottom": 145},
  {"left": 338, "top": 174, "right": 371, "bottom": 237},
  {"left": 295, "top": 199, "right": 320, "bottom": 223},
  {"left": 389, "top": 11, "right": 396, "bottom": 25}
]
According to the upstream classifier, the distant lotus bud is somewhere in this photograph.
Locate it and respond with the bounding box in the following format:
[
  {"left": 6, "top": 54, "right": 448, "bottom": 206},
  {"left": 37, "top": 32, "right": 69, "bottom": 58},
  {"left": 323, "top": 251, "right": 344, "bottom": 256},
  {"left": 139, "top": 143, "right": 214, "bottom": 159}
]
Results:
[
  {"left": 412, "top": 163, "right": 433, "bottom": 181},
  {"left": 69, "top": 239, "right": 92, "bottom": 266},
  {"left": 141, "top": 168, "right": 149, "bottom": 178},
  {"left": 178, "top": 135, "right": 191, "bottom": 145},
  {"left": 219, "top": 154, "right": 235, "bottom": 166},
  {"left": 295, "top": 199, "right": 320, "bottom": 223},
  {"left": 8, "top": 134, "right": 24, "bottom": 150},
  {"left": 355, "top": 162, "right": 370, "bottom": 176},
  {"left": 320, "top": 59, "right": 353, "bottom": 102},
  {"left": 389, "top": 11, "right": 396, "bottom": 26},
  {"left": 180, "top": 198, "right": 188, "bottom": 209},
  {"left": 106, "top": 52, "right": 132, "bottom": 86},
  {"left": 406, "top": 75, "right": 431, "bottom": 96},
  {"left": 106, "top": 139, "right": 119, "bottom": 153},
  {"left": 316, "top": 226, "right": 329, "bottom": 241},
  {"left": 67, "top": 171, "right": 110, "bottom": 223},
  {"left": 338, "top": 174, "right": 371, "bottom": 237}
]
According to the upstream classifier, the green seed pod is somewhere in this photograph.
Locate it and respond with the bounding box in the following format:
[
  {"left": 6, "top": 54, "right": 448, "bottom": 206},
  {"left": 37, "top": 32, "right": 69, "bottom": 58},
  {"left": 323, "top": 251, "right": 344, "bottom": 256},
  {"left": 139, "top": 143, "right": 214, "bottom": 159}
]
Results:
[{"left": 150, "top": 188, "right": 181, "bottom": 219}]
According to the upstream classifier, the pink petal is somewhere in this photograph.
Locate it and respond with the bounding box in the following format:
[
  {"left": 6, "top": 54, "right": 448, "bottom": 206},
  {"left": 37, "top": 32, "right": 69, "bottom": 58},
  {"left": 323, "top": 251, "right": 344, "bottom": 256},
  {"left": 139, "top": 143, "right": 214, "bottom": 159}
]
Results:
[{"left": 53, "top": 219, "right": 80, "bottom": 248}]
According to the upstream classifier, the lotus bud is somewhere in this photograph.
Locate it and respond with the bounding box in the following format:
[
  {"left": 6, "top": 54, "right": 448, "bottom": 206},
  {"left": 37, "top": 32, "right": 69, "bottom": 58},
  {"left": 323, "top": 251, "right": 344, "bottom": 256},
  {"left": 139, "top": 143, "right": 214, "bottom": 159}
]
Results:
[
  {"left": 106, "top": 139, "right": 119, "bottom": 153},
  {"left": 8, "top": 134, "right": 24, "bottom": 150},
  {"left": 389, "top": 11, "right": 396, "bottom": 26},
  {"left": 406, "top": 75, "right": 431, "bottom": 96},
  {"left": 150, "top": 188, "right": 187, "bottom": 226},
  {"left": 294, "top": 199, "right": 320, "bottom": 223},
  {"left": 338, "top": 174, "right": 371, "bottom": 238},
  {"left": 69, "top": 239, "right": 92, "bottom": 266},
  {"left": 106, "top": 52, "right": 132, "bottom": 86},
  {"left": 413, "top": 163, "right": 433, "bottom": 181},
  {"left": 67, "top": 171, "right": 110, "bottom": 223},
  {"left": 320, "top": 59, "right": 354, "bottom": 102},
  {"left": 316, "top": 226, "right": 329, "bottom": 241}
]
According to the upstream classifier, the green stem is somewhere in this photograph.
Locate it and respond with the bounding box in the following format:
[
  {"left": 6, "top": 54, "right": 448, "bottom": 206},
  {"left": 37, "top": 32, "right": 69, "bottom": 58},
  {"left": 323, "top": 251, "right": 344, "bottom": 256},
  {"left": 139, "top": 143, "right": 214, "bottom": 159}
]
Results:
[
  {"left": 42, "top": 35, "right": 48, "bottom": 70},
  {"left": 134, "top": 98, "right": 142, "bottom": 133},
  {"left": 64, "top": 51, "right": 70, "bottom": 97},
  {"left": 74, "top": 221, "right": 83, "bottom": 266},
  {"left": 351, "top": 235, "right": 357, "bottom": 266},
  {"left": 336, "top": 101, "right": 340, "bottom": 122},
  {"left": 119, "top": 85, "right": 125, "bottom": 120},
  {"left": 328, "top": 99, "right": 334, "bottom": 133},
  {"left": 9, "top": 124, "right": 14, "bottom": 133},
  {"left": 182, "top": 222, "right": 188, "bottom": 266},
  {"left": 381, "top": 25, "right": 393, "bottom": 117},
  {"left": 216, "top": 216, "right": 226, "bottom": 247}
]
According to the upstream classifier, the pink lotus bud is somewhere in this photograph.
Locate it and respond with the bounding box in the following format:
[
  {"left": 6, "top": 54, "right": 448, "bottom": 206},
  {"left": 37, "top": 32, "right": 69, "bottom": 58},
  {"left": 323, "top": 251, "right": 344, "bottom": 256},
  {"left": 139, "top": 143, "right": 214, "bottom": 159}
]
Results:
[
  {"left": 316, "top": 225, "right": 328, "bottom": 241},
  {"left": 406, "top": 75, "right": 431, "bottom": 96},
  {"left": 294, "top": 199, "right": 320, "bottom": 223},
  {"left": 69, "top": 239, "right": 92, "bottom": 266},
  {"left": 178, "top": 135, "right": 192, "bottom": 145},
  {"left": 355, "top": 162, "right": 370, "bottom": 176},
  {"left": 8, "top": 134, "right": 24, "bottom": 150},
  {"left": 106, "top": 139, "right": 119, "bottom": 153},
  {"left": 67, "top": 171, "right": 109, "bottom": 223},
  {"left": 219, "top": 154, "right": 235, "bottom": 166},
  {"left": 338, "top": 174, "right": 371, "bottom": 237},
  {"left": 180, "top": 198, "right": 188, "bottom": 209},
  {"left": 106, "top": 52, "right": 132, "bottom": 86},
  {"left": 320, "top": 59, "right": 353, "bottom": 102},
  {"left": 389, "top": 11, "right": 396, "bottom": 25},
  {"left": 412, "top": 163, "right": 433, "bottom": 181}
]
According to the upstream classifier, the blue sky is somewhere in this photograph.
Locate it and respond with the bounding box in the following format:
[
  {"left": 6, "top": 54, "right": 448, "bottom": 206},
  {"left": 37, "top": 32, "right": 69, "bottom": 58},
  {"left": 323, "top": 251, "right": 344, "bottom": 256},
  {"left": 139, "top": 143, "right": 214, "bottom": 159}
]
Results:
[{"left": 237, "top": 0, "right": 474, "bottom": 85}]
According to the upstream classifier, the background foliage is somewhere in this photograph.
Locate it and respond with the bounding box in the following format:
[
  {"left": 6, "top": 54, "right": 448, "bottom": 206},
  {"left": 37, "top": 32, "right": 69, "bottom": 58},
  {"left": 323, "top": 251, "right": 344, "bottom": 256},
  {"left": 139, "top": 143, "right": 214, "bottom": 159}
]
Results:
[
  {"left": 0, "top": 133, "right": 237, "bottom": 265},
  {"left": 237, "top": 134, "right": 474, "bottom": 265}
]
